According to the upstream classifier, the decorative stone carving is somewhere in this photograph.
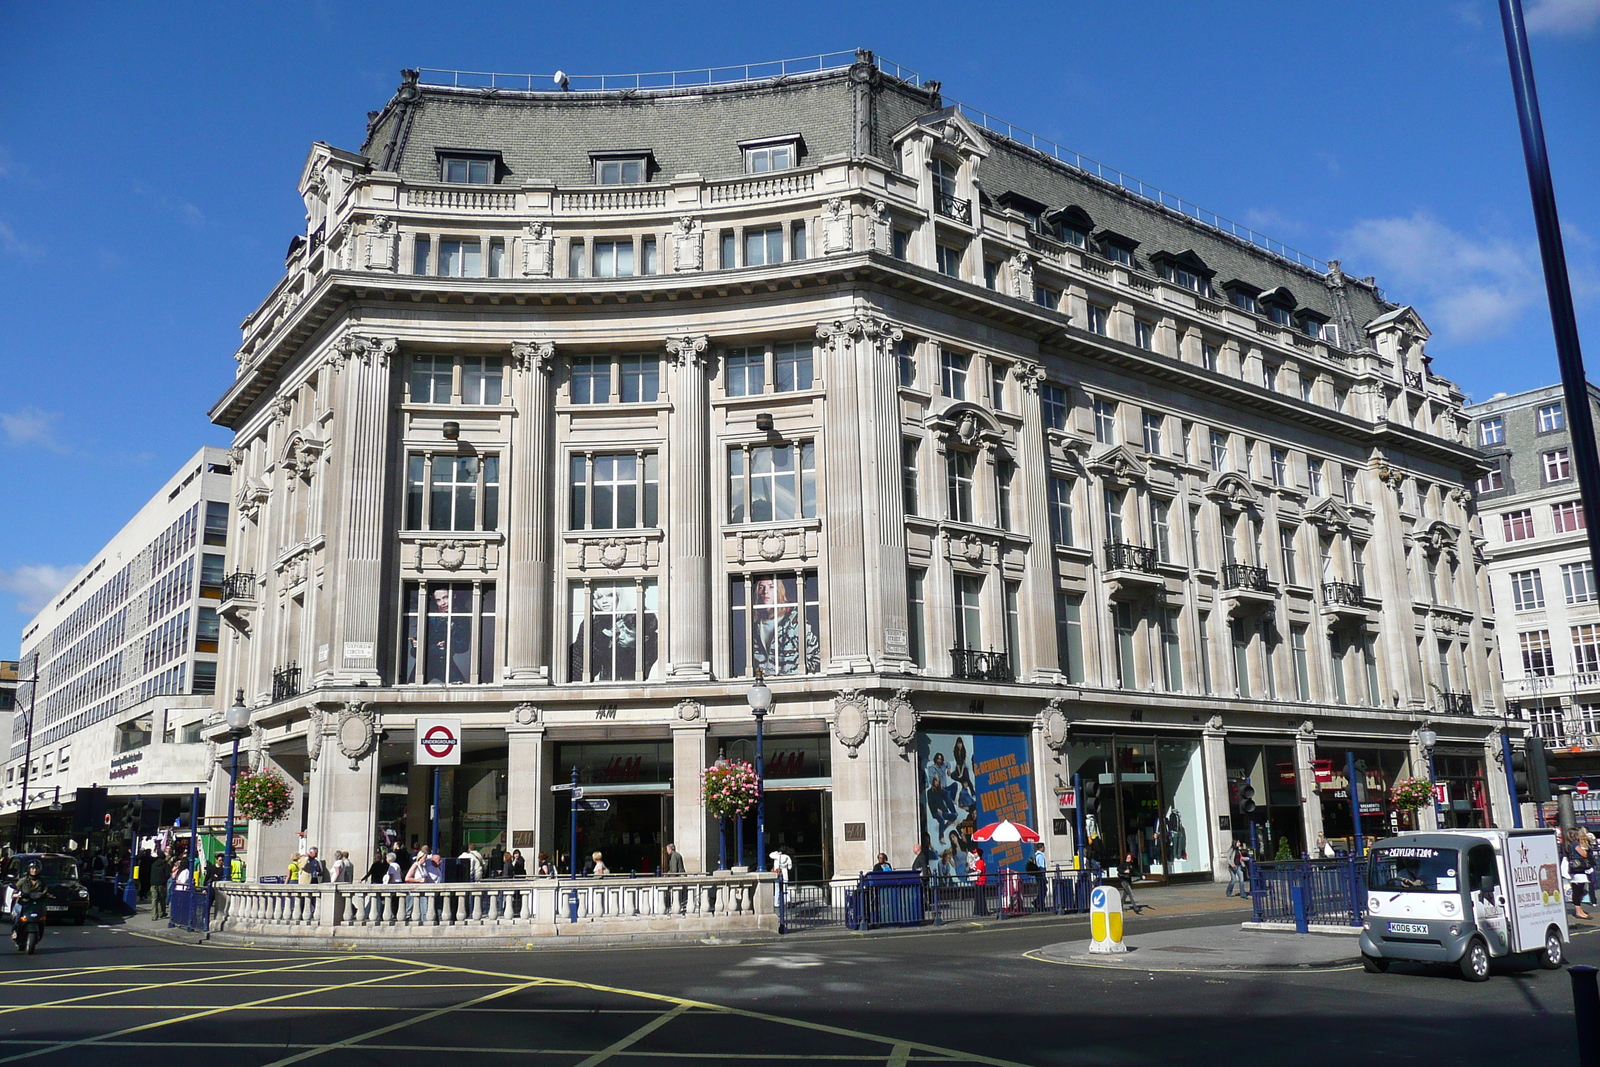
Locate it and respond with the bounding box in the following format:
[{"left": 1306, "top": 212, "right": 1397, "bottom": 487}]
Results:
[
  {"left": 816, "top": 314, "right": 903, "bottom": 360},
  {"left": 1372, "top": 452, "right": 1406, "bottom": 492},
  {"left": 1041, "top": 697, "right": 1071, "bottom": 751},
  {"left": 1304, "top": 498, "right": 1355, "bottom": 534},
  {"left": 822, "top": 197, "right": 854, "bottom": 255},
  {"left": 1296, "top": 719, "right": 1316, "bottom": 742},
  {"left": 885, "top": 688, "right": 918, "bottom": 749},
  {"left": 306, "top": 707, "right": 325, "bottom": 765},
  {"left": 228, "top": 444, "right": 247, "bottom": 469},
  {"left": 1415, "top": 521, "right": 1460, "bottom": 564},
  {"left": 665, "top": 334, "right": 710, "bottom": 368},
  {"left": 1204, "top": 472, "right": 1260, "bottom": 514},
  {"left": 597, "top": 538, "right": 632, "bottom": 569},
  {"left": 511, "top": 702, "right": 540, "bottom": 726},
  {"left": 1086, "top": 445, "right": 1149, "bottom": 490},
  {"left": 511, "top": 339, "right": 555, "bottom": 373},
  {"left": 671, "top": 216, "right": 704, "bottom": 272},
  {"left": 336, "top": 702, "right": 378, "bottom": 770},
  {"left": 249, "top": 722, "right": 265, "bottom": 773},
  {"left": 674, "top": 698, "right": 704, "bottom": 722},
  {"left": 333, "top": 332, "right": 399, "bottom": 369},
  {"left": 237, "top": 480, "right": 270, "bottom": 521},
  {"left": 435, "top": 540, "right": 466, "bottom": 571},
  {"left": 1007, "top": 251, "right": 1035, "bottom": 300},
  {"left": 276, "top": 544, "right": 314, "bottom": 588},
  {"left": 1010, "top": 360, "right": 1046, "bottom": 395},
  {"left": 1206, "top": 713, "right": 1226, "bottom": 734},
  {"left": 272, "top": 395, "right": 294, "bottom": 424},
  {"left": 867, "top": 199, "right": 891, "bottom": 254},
  {"left": 521, "top": 222, "right": 555, "bottom": 278},
  {"left": 363, "top": 215, "right": 398, "bottom": 272},
  {"left": 832, "top": 689, "right": 870, "bottom": 757}
]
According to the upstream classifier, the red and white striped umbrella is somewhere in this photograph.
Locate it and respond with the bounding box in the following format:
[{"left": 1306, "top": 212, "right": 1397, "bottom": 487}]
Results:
[{"left": 969, "top": 820, "right": 1041, "bottom": 844}]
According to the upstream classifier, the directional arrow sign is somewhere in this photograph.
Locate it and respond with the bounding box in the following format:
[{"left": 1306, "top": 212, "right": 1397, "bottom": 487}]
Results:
[
  {"left": 572, "top": 787, "right": 584, "bottom": 801},
  {"left": 579, "top": 798, "right": 611, "bottom": 813}
]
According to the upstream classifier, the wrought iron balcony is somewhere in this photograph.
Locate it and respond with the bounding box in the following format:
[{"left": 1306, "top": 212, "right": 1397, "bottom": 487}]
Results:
[
  {"left": 271, "top": 663, "right": 301, "bottom": 703},
  {"left": 220, "top": 571, "right": 257, "bottom": 602},
  {"left": 1404, "top": 370, "right": 1424, "bottom": 390},
  {"left": 950, "top": 647, "right": 1013, "bottom": 683},
  {"left": 1439, "top": 690, "right": 1474, "bottom": 716},
  {"left": 1322, "top": 581, "right": 1365, "bottom": 606},
  {"left": 1222, "top": 564, "right": 1274, "bottom": 594},
  {"left": 1105, "top": 542, "right": 1161, "bottom": 574},
  {"left": 934, "top": 191, "right": 971, "bottom": 224}
]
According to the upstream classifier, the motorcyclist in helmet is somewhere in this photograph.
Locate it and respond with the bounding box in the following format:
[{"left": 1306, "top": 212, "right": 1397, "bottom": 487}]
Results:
[{"left": 11, "top": 861, "right": 47, "bottom": 939}]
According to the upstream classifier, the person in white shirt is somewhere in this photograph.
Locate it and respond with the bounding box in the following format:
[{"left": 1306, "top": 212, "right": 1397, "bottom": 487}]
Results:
[{"left": 458, "top": 849, "right": 483, "bottom": 882}]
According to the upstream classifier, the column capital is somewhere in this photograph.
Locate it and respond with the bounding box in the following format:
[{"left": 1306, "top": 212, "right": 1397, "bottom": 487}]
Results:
[
  {"left": 816, "top": 314, "right": 902, "bottom": 357},
  {"left": 511, "top": 340, "right": 556, "bottom": 373},
  {"left": 665, "top": 334, "right": 711, "bottom": 367},
  {"left": 331, "top": 332, "right": 399, "bottom": 369},
  {"left": 1011, "top": 359, "right": 1047, "bottom": 394}
]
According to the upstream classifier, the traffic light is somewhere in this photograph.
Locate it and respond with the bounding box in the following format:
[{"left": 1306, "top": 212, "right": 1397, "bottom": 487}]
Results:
[
  {"left": 1238, "top": 779, "right": 1257, "bottom": 814},
  {"left": 1081, "top": 778, "right": 1101, "bottom": 817},
  {"left": 1525, "top": 740, "right": 1552, "bottom": 804}
]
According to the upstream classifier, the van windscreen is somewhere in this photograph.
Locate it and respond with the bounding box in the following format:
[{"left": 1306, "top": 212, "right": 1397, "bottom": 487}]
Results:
[{"left": 1368, "top": 847, "right": 1461, "bottom": 893}]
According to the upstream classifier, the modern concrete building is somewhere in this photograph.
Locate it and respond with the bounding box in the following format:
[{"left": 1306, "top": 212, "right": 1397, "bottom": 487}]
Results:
[
  {"left": 1, "top": 447, "right": 233, "bottom": 845},
  {"left": 209, "top": 51, "right": 1508, "bottom": 885},
  {"left": 1469, "top": 383, "right": 1600, "bottom": 787}
]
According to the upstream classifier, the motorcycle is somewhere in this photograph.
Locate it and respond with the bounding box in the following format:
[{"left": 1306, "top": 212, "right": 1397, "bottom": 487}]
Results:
[{"left": 12, "top": 899, "right": 45, "bottom": 954}]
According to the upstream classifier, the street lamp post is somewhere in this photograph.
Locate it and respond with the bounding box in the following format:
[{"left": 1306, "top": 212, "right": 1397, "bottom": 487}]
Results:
[
  {"left": 222, "top": 691, "right": 252, "bottom": 882},
  {"left": 1419, "top": 727, "right": 1441, "bottom": 829},
  {"left": 747, "top": 675, "right": 773, "bottom": 873}
]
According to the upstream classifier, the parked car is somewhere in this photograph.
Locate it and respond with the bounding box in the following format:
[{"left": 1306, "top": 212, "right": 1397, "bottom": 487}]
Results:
[{"left": 3, "top": 854, "right": 90, "bottom": 925}]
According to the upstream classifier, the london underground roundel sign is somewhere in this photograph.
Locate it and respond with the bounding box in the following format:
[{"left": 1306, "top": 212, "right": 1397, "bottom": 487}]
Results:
[{"left": 414, "top": 717, "right": 463, "bottom": 766}]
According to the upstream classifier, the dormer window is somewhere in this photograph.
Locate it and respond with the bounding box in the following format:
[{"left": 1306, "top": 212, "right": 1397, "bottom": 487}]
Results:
[
  {"left": 1223, "top": 281, "right": 1260, "bottom": 314},
  {"left": 997, "top": 191, "right": 1050, "bottom": 235},
  {"left": 437, "top": 150, "right": 500, "bottom": 185},
  {"left": 1094, "top": 229, "right": 1138, "bottom": 267},
  {"left": 1296, "top": 311, "right": 1329, "bottom": 339},
  {"left": 1050, "top": 206, "right": 1094, "bottom": 249},
  {"left": 740, "top": 134, "right": 801, "bottom": 174},
  {"left": 1150, "top": 250, "right": 1214, "bottom": 296},
  {"left": 1259, "top": 287, "right": 1298, "bottom": 327},
  {"left": 590, "top": 150, "right": 653, "bottom": 185}
]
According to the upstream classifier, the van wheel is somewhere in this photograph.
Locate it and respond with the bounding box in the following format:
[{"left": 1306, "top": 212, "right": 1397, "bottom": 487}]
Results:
[
  {"left": 1540, "top": 929, "right": 1565, "bottom": 970},
  {"left": 1459, "top": 937, "right": 1491, "bottom": 982},
  {"left": 1362, "top": 954, "right": 1388, "bottom": 973}
]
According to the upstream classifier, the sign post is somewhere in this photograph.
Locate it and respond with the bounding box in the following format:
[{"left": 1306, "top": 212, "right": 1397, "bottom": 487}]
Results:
[
  {"left": 414, "top": 718, "right": 462, "bottom": 857},
  {"left": 1088, "top": 884, "right": 1126, "bottom": 954}
]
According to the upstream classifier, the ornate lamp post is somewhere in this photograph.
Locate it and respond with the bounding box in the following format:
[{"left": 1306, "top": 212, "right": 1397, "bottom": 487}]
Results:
[
  {"left": 222, "top": 691, "right": 252, "bottom": 881},
  {"left": 1418, "top": 726, "right": 1441, "bottom": 829},
  {"left": 747, "top": 674, "right": 773, "bottom": 873}
]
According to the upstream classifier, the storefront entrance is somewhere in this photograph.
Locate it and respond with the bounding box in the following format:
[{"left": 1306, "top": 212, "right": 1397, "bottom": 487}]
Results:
[
  {"left": 554, "top": 740, "right": 672, "bottom": 875},
  {"left": 1068, "top": 734, "right": 1212, "bottom": 883},
  {"left": 1316, "top": 746, "right": 1417, "bottom": 846},
  {"left": 1435, "top": 751, "right": 1490, "bottom": 829},
  {"left": 728, "top": 788, "right": 831, "bottom": 880},
  {"left": 1225, "top": 742, "right": 1305, "bottom": 860}
]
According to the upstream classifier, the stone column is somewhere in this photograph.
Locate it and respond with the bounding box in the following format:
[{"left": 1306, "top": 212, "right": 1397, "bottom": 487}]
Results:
[
  {"left": 246, "top": 747, "right": 305, "bottom": 884},
  {"left": 816, "top": 318, "right": 873, "bottom": 672},
  {"left": 854, "top": 315, "right": 913, "bottom": 671},
  {"left": 869, "top": 689, "right": 922, "bottom": 867},
  {"left": 1014, "top": 361, "right": 1063, "bottom": 683},
  {"left": 303, "top": 701, "right": 380, "bottom": 863},
  {"left": 827, "top": 689, "right": 874, "bottom": 875},
  {"left": 1483, "top": 728, "right": 1514, "bottom": 829},
  {"left": 1294, "top": 721, "right": 1325, "bottom": 855},
  {"left": 325, "top": 333, "right": 397, "bottom": 685},
  {"left": 506, "top": 705, "right": 545, "bottom": 859},
  {"left": 1201, "top": 716, "right": 1231, "bottom": 880},
  {"left": 671, "top": 701, "right": 710, "bottom": 872},
  {"left": 506, "top": 341, "right": 556, "bottom": 683},
  {"left": 666, "top": 336, "right": 713, "bottom": 679}
]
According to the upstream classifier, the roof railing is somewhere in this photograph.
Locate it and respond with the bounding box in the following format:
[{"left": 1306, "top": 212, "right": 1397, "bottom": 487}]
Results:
[{"left": 416, "top": 49, "right": 1326, "bottom": 275}]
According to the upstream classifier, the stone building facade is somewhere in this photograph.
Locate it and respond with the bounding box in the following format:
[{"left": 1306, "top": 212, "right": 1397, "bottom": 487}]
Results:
[{"left": 210, "top": 53, "right": 1508, "bottom": 883}]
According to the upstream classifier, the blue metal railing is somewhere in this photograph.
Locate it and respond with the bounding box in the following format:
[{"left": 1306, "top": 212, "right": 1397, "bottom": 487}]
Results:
[
  {"left": 782, "top": 867, "right": 1099, "bottom": 933},
  {"left": 168, "top": 883, "right": 211, "bottom": 932},
  {"left": 1249, "top": 858, "right": 1367, "bottom": 927}
]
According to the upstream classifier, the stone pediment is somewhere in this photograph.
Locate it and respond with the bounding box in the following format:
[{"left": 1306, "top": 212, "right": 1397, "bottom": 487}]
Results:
[
  {"left": 1414, "top": 520, "right": 1461, "bottom": 562},
  {"left": 1085, "top": 444, "right": 1149, "bottom": 488},
  {"left": 926, "top": 403, "right": 1004, "bottom": 451},
  {"left": 1304, "top": 497, "right": 1356, "bottom": 533},
  {"left": 893, "top": 107, "right": 992, "bottom": 158},
  {"left": 1204, "top": 472, "right": 1261, "bottom": 513}
]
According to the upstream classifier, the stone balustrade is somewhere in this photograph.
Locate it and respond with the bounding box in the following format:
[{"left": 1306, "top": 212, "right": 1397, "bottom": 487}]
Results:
[{"left": 210, "top": 874, "right": 778, "bottom": 942}]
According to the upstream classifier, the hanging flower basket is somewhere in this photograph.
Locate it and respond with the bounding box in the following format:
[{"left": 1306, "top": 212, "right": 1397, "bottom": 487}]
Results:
[
  {"left": 234, "top": 765, "right": 294, "bottom": 825},
  {"left": 701, "top": 760, "right": 760, "bottom": 821},
  {"left": 1390, "top": 776, "right": 1436, "bottom": 811}
]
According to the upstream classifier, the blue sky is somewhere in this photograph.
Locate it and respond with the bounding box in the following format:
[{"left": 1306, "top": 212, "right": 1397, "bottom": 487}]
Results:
[{"left": 1, "top": 1, "right": 1596, "bottom": 656}]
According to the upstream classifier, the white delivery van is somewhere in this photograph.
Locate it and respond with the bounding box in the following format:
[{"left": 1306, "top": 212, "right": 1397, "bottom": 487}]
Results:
[{"left": 1360, "top": 829, "right": 1567, "bottom": 981}]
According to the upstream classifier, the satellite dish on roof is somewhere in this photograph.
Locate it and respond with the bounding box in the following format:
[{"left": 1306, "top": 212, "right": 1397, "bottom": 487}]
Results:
[{"left": 554, "top": 70, "right": 570, "bottom": 91}]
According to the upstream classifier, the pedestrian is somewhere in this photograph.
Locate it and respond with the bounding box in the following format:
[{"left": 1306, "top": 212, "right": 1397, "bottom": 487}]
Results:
[
  {"left": 456, "top": 847, "right": 481, "bottom": 882},
  {"left": 1316, "top": 835, "right": 1336, "bottom": 859},
  {"left": 664, "top": 843, "right": 686, "bottom": 875},
  {"left": 149, "top": 851, "right": 171, "bottom": 920},
  {"left": 1569, "top": 831, "right": 1592, "bottom": 921},
  {"left": 287, "top": 852, "right": 303, "bottom": 884},
  {"left": 425, "top": 853, "right": 445, "bottom": 883},
  {"left": 584, "top": 851, "right": 609, "bottom": 877},
  {"left": 302, "top": 847, "right": 326, "bottom": 884},
  {"left": 1225, "top": 839, "right": 1248, "bottom": 898},
  {"left": 970, "top": 847, "right": 989, "bottom": 915},
  {"left": 910, "top": 840, "right": 932, "bottom": 883},
  {"left": 1119, "top": 848, "right": 1141, "bottom": 909},
  {"left": 510, "top": 850, "right": 527, "bottom": 878},
  {"left": 332, "top": 851, "right": 353, "bottom": 883},
  {"left": 536, "top": 852, "right": 555, "bottom": 878},
  {"left": 364, "top": 850, "right": 388, "bottom": 883},
  {"left": 872, "top": 852, "right": 893, "bottom": 873},
  {"left": 1028, "top": 844, "right": 1048, "bottom": 910}
]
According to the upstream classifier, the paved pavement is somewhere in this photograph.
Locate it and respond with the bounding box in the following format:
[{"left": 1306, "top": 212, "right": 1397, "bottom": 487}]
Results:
[
  {"left": 1030, "top": 925, "right": 1359, "bottom": 972},
  {"left": 0, "top": 898, "right": 1589, "bottom": 1066}
]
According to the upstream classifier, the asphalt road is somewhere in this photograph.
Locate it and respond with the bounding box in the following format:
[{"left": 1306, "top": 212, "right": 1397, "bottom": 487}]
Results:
[{"left": 0, "top": 909, "right": 1589, "bottom": 1066}]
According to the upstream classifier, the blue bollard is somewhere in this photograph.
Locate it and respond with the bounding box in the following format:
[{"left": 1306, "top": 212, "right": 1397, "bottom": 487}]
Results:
[{"left": 1290, "top": 883, "right": 1309, "bottom": 934}]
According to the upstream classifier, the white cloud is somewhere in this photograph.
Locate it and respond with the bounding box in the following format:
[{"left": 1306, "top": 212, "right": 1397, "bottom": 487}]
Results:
[
  {"left": 0, "top": 564, "right": 83, "bottom": 616},
  {"left": 1526, "top": 0, "right": 1600, "bottom": 34},
  {"left": 1338, "top": 212, "right": 1540, "bottom": 340},
  {"left": 0, "top": 408, "right": 68, "bottom": 452}
]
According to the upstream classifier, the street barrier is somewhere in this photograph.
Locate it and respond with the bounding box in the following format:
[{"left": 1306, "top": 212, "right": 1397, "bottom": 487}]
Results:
[
  {"left": 802, "top": 868, "right": 1099, "bottom": 933},
  {"left": 208, "top": 873, "right": 778, "bottom": 941},
  {"left": 168, "top": 883, "right": 209, "bottom": 932},
  {"left": 1249, "top": 858, "right": 1367, "bottom": 928}
]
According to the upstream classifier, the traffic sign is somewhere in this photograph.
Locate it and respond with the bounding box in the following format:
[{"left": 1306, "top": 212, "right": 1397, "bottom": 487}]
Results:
[
  {"left": 414, "top": 717, "right": 462, "bottom": 766},
  {"left": 579, "top": 798, "right": 611, "bottom": 813},
  {"left": 572, "top": 787, "right": 584, "bottom": 801},
  {"left": 1579, "top": 781, "right": 1591, "bottom": 797}
]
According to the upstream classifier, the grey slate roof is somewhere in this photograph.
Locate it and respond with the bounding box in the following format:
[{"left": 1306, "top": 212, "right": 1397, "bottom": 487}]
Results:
[{"left": 358, "top": 64, "right": 1393, "bottom": 331}]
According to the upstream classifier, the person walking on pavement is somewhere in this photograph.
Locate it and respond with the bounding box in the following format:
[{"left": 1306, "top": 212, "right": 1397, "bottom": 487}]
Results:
[
  {"left": 149, "top": 852, "right": 171, "bottom": 920},
  {"left": 1569, "top": 830, "right": 1592, "bottom": 921},
  {"left": 364, "top": 850, "right": 388, "bottom": 883},
  {"left": 970, "top": 847, "right": 989, "bottom": 916},
  {"left": 665, "top": 843, "right": 687, "bottom": 875},
  {"left": 1225, "top": 839, "right": 1249, "bottom": 898},
  {"left": 910, "top": 840, "right": 932, "bottom": 884},
  {"left": 536, "top": 852, "right": 555, "bottom": 878},
  {"left": 1118, "top": 848, "right": 1143, "bottom": 911},
  {"left": 457, "top": 847, "right": 482, "bottom": 882},
  {"left": 302, "top": 847, "right": 326, "bottom": 884}
]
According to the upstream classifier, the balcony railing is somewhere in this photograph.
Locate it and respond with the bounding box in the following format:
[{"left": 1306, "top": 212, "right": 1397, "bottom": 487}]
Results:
[
  {"left": 1439, "top": 690, "right": 1474, "bottom": 716},
  {"left": 1404, "top": 370, "right": 1424, "bottom": 390},
  {"left": 272, "top": 664, "right": 301, "bottom": 703},
  {"left": 1322, "top": 581, "right": 1365, "bottom": 606},
  {"left": 934, "top": 191, "right": 971, "bottom": 224},
  {"left": 950, "top": 647, "right": 1013, "bottom": 684},
  {"left": 221, "top": 571, "right": 257, "bottom": 602},
  {"left": 1105, "top": 542, "right": 1160, "bottom": 574},
  {"left": 1222, "top": 564, "right": 1274, "bottom": 594}
]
